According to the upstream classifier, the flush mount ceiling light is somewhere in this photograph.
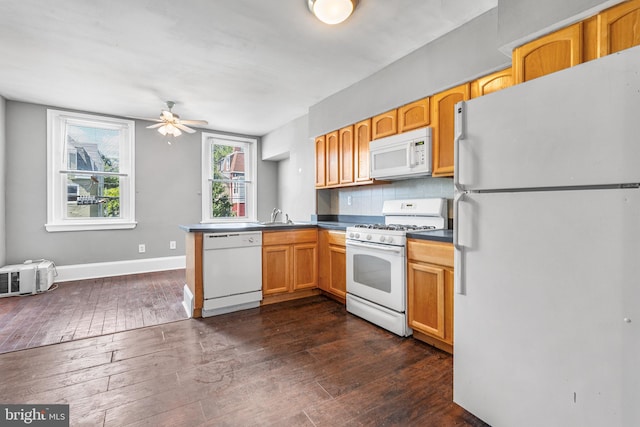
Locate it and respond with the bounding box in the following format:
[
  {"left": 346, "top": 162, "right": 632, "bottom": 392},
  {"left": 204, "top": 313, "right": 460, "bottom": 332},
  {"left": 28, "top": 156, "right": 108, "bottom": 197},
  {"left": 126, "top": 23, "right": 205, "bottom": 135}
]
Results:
[
  {"left": 308, "top": 0, "right": 358, "bottom": 25},
  {"left": 144, "top": 101, "right": 208, "bottom": 140}
]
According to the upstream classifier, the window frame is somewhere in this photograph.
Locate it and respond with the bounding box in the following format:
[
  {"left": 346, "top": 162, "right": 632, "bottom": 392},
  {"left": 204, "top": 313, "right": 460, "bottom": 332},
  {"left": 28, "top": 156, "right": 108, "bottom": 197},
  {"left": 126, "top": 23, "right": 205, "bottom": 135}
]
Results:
[
  {"left": 46, "top": 109, "right": 136, "bottom": 232},
  {"left": 201, "top": 132, "right": 257, "bottom": 223}
]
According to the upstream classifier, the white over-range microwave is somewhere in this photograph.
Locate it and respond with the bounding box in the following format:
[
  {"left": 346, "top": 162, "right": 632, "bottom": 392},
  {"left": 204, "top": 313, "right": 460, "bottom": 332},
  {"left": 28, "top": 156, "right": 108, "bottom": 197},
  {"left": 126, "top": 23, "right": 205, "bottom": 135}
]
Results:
[{"left": 369, "top": 126, "right": 432, "bottom": 180}]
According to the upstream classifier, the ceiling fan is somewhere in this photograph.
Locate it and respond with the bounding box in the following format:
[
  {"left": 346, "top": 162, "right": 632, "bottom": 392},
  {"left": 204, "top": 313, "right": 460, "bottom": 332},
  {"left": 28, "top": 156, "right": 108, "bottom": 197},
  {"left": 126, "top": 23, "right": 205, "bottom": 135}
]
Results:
[{"left": 145, "top": 101, "right": 208, "bottom": 137}]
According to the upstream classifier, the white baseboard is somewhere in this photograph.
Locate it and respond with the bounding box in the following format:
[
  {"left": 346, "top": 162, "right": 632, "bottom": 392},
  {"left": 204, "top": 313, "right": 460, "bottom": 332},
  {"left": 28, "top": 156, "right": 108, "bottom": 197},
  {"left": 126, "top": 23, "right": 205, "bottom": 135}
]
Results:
[{"left": 55, "top": 256, "right": 186, "bottom": 282}]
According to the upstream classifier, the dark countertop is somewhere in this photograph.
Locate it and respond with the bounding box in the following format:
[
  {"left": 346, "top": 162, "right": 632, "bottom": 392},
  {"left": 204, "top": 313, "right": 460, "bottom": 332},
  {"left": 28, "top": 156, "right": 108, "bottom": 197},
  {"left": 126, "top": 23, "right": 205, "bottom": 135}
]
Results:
[
  {"left": 178, "top": 222, "right": 317, "bottom": 233},
  {"left": 180, "top": 221, "right": 453, "bottom": 244},
  {"left": 406, "top": 229, "right": 454, "bottom": 244}
]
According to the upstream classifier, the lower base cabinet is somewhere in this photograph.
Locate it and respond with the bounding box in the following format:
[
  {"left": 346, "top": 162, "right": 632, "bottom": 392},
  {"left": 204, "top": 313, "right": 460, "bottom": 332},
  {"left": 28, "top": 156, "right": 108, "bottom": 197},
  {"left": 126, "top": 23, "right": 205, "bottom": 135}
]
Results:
[
  {"left": 262, "top": 229, "right": 318, "bottom": 300},
  {"left": 407, "top": 239, "right": 454, "bottom": 354},
  {"left": 318, "top": 230, "right": 346, "bottom": 302}
]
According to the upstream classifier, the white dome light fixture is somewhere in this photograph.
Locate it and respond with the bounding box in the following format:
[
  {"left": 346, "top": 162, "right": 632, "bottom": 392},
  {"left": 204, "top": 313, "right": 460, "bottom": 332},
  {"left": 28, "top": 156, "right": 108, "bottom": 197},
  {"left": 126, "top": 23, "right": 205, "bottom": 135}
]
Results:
[{"left": 308, "top": 0, "right": 358, "bottom": 25}]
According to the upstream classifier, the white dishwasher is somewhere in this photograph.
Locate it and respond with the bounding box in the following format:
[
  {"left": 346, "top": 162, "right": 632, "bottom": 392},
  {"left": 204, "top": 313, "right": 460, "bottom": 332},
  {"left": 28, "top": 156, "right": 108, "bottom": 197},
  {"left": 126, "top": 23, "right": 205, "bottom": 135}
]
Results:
[{"left": 202, "top": 231, "right": 262, "bottom": 317}]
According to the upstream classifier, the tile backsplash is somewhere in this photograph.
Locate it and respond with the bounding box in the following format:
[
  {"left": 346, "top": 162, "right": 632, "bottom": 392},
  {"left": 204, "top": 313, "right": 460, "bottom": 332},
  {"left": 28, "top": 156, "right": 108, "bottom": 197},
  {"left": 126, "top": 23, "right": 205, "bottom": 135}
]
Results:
[{"left": 318, "top": 177, "right": 454, "bottom": 216}]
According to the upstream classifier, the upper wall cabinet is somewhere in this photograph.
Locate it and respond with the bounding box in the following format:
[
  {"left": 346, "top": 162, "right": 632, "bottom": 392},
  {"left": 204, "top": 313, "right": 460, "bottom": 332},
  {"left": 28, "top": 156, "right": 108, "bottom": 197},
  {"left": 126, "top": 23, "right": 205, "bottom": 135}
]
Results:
[
  {"left": 471, "top": 67, "right": 513, "bottom": 98},
  {"left": 431, "top": 83, "right": 470, "bottom": 177},
  {"left": 339, "top": 125, "right": 354, "bottom": 185},
  {"left": 325, "top": 131, "right": 340, "bottom": 187},
  {"left": 513, "top": 22, "right": 583, "bottom": 84},
  {"left": 314, "top": 135, "right": 326, "bottom": 188},
  {"left": 371, "top": 109, "right": 398, "bottom": 140},
  {"left": 354, "top": 119, "right": 372, "bottom": 183},
  {"left": 398, "top": 98, "right": 430, "bottom": 133},
  {"left": 598, "top": 0, "right": 640, "bottom": 56}
]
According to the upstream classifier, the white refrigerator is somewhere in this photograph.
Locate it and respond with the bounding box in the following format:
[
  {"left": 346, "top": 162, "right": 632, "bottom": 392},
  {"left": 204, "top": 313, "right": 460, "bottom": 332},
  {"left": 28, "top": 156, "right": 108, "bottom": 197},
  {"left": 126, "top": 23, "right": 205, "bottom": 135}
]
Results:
[{"left": 453, "top": 45, "right": 640, "bottom": 427}]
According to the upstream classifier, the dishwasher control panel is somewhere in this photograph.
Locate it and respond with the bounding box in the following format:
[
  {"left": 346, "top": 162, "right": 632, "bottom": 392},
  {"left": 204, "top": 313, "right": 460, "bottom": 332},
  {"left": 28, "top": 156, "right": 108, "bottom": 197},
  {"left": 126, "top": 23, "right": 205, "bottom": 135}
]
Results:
[{"left": 203, "top": 231, "right": 262, "bottom": 250}]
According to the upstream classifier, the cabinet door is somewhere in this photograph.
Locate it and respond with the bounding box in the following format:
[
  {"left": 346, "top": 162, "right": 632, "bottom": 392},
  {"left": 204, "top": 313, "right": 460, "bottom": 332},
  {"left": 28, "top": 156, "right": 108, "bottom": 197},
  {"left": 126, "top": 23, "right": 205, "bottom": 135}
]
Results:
[
  {"left": 513, "top": 22, "right": 583, "bottom": 84},
  {"left": 292, "top": 243, "right": 317, "bottom": 290},
  {"left": 471, "top": 67, "right": 513, "bottom": 98},
  {"left": 262, "top": 245, "right": 291, "bottom": 295},
  {"left": 398, "top": 98, "right": 430, "bottom": 132},
  {"left": 407, "top": 262, "right": 450, "bottom": 340},
  {"left": 431, "top": 83, "right": 470, "bottom": 177},
  {"left": 314, "top": 135, "right": 326, "bottom": 188},
  {"left": 598, "top": 0, "right": 640, "bottom": 56},
  {"left": 328, "top": 244, "right": 346, "bottom": 299},
  {"left": 354, "top": 119, "right": 371, "bottom": 182},
  {"left": 371, "top": 109, "right": 397, "bottom": 140},
  {"left": 339, "top": 125, "right": 354, "bottom": 185},
  {"left": 326, "top": 131, "right": 340, "bottom": 187}
]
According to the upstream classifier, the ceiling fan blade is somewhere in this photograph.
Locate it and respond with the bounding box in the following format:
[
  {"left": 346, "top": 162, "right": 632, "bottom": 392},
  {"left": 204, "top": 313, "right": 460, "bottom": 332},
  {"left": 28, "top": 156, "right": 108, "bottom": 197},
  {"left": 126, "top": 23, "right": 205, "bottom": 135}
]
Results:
[
  {"left": 175, "top": 123, "right": 196, "bottom": 134},
  {"left": 146, "top": 123, "right": 165, "bottom": 129},
  {"left": 179, "top": 119, "right": 208, "bottom": 125}
]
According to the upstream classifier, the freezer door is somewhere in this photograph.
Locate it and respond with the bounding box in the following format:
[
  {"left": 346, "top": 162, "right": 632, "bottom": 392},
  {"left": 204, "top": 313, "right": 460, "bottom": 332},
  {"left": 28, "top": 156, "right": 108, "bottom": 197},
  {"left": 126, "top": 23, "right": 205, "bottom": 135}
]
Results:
[
  {"left": 454, "top": 188, "right": 640, "bottom": 427},
  {"left": 455, "top": 45, "right": 640, "bottom": 191}
]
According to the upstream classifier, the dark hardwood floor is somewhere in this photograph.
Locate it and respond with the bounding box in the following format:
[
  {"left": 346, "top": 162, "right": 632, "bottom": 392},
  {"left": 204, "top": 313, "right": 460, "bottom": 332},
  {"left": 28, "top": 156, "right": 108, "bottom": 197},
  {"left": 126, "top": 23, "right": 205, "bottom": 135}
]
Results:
[
  {"left": 0, "top": 269, "right": 187, "bottom": 354},
  {"left": 0, "top": 294, "right": 487, "bottom": 426}
]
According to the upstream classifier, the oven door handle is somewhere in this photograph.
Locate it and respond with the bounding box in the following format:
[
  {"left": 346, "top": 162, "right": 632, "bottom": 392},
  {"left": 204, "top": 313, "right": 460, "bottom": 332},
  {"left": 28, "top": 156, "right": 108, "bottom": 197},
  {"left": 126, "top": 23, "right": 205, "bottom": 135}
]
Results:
[{"left": 346, "top": 240, "right": 404, "bottom": 254}]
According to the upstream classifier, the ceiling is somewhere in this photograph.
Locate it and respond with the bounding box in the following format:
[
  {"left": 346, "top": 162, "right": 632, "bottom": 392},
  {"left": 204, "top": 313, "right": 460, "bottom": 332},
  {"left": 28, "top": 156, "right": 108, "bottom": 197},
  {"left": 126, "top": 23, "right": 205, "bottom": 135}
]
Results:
[{"left": 0, "top": 0, "right": 497, "bottom": 136}]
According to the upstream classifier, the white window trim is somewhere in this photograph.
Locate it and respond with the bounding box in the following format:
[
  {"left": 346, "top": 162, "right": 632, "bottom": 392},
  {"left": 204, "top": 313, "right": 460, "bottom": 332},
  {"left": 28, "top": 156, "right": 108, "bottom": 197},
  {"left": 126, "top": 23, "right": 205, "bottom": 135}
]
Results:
[
  {"left": 201, "top": 132, "right": 257, "bottom": 223},
  {"left": 46, "top": 109, "right": 137, "bottom": 232}
]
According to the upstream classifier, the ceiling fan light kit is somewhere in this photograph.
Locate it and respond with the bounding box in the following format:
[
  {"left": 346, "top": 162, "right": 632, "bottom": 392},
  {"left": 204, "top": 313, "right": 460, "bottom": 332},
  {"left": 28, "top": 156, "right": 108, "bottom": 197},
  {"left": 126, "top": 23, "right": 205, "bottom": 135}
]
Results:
[
  {"left": 145, "top": 101, "right": 208, "bottom": 142},
  {"left": 308, "top": 0, "right": 358, "bottom": 25}
]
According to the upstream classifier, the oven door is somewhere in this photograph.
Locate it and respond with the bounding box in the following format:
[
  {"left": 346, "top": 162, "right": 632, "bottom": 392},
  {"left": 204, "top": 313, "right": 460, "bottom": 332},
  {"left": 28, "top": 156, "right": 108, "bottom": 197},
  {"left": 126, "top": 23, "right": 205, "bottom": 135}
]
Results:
[{"left": 346, "top": 239, "right": 406, "bottom": 312}]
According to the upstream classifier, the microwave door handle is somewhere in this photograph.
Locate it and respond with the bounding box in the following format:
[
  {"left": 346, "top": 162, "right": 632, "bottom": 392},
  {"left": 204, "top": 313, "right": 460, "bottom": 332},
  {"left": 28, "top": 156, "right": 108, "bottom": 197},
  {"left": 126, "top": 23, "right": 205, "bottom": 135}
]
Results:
[{"left": 407, "top": 142, "right": 415, "bottom": 167}]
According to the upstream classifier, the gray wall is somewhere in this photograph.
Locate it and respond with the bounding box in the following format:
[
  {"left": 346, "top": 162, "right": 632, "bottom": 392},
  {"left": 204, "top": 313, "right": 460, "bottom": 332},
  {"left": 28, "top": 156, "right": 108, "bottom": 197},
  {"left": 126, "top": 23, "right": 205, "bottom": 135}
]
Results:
[
  {"left": 309, "top": 8, "right": 509, "bottom": 137},
  {"left": 5, "top": 101, "right": 277, "bottom": 266},
  {"left": 0, "top": 96, "right": 5, "bottom": 265},
  {"left": 273, "top": 116, "right": 315, "bottom": 222},
  {"left": 497, "top": 0, "right": 622, "bottom": 51}
]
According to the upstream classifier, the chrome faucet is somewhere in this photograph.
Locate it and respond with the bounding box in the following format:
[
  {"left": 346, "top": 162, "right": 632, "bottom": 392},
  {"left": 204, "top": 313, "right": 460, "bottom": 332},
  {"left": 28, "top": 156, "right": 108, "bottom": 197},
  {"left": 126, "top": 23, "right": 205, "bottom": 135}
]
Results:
[{"left": 270, "top": 208, "right": 282, "bottom": 223}]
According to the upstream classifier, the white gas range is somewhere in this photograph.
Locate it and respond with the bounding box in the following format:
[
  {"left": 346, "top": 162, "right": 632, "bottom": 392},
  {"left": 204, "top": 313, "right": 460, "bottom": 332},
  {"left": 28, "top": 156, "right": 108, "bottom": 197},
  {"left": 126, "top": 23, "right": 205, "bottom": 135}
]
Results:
[{"left": 345, "top": 198, "right": 448, "bottom": 336}]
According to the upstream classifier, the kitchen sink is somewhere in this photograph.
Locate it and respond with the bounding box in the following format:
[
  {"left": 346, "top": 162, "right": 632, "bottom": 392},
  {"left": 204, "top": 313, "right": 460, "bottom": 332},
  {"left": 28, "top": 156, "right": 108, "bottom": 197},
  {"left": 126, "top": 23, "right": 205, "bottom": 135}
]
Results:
[{"left": 257, "top": 221, "right": 297, "bottom": 226}]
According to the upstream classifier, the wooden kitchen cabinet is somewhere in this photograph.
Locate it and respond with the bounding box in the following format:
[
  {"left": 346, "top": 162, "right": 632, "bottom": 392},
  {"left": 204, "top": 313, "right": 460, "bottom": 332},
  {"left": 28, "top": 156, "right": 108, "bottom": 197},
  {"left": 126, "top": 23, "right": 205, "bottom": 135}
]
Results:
[
  {"left": 597, "top": 0, "right": 640, "bottom": 56},
  {"left": 513, "top": 22, "right": 583, "bottom": 84},
  {"left": 430, "top": 83, "right": 470, "bottom": 177},
  {"left": 325, "top": 131, "right": 340, "bottom": 187},
  {"left": 354, "top": 119, "right": 372, "bottom": 183},
  {"left": 398, "top": 97, "right": 430, "bottom": 133},
  {"left": 471, "top": 67, "right": 513, "bottom": 98},
  {"left": 314, "top": 135, "right": 326, "bottom": 188},
  {"left": 407, "top": 239, "right": 454, "bottom": 354},
  {"left": 371, "top": 109, "right": 398, "bottom": 140},
  {"left": 339, "top": 125, "right": 354, "bottom": 185},
  {"left": 318, "top": 229, "right": 347, "bottom": 303},
  {"left": 262, "top": 229, "right": 318, "bottom": 302}
]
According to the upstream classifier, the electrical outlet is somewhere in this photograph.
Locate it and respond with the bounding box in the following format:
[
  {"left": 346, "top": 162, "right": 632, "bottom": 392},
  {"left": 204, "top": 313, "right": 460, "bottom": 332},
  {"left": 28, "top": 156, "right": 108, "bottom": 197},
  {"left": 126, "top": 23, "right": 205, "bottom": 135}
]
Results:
[
  {"left": 347, "top": 196, "right": 352, "bottom": 206},
  {"left": 169, "top": 241, "right": 176, "bottom": 250},
  {"left": 138, "top": 244, "right": 146, "bottom": 253}
]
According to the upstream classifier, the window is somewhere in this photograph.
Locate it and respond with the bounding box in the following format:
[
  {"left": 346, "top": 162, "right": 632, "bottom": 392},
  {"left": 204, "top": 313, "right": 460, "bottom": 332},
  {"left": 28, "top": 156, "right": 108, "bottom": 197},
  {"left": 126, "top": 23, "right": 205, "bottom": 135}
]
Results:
[
  {"left": 202, "top": 132, "right": 257, "bottom": 222},
  {"left": 46, "top": 110, "right": 136, "bottom": 232}
]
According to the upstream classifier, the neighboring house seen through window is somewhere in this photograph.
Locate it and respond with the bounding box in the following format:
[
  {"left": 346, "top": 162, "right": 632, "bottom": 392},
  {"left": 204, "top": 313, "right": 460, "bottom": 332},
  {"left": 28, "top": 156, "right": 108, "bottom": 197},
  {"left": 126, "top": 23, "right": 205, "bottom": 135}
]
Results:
[
  {"left": 202, "top": 132, "right": 256, "bottom": 222},
  {"left": 46, "top": 110, "right": 136, "bottom": 232}
]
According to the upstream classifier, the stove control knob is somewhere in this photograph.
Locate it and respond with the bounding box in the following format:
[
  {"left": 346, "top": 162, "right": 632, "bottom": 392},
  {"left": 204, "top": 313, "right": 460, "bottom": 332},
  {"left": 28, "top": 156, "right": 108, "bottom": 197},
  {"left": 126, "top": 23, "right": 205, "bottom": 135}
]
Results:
[
  {"left": 366, "top": 234, "right": 372, "bottom": 240},
  {"left": 355, "top": 233, "right": 360, "bottom": 239},
  {"left": 349, "top": 232, "right": 354, "bottom": 238},
  {"left": 387, "top": 236, "right": 394, "bottom": 244},
  {"left": 380, "top": 236, "right": 386, "bottom": 242}
]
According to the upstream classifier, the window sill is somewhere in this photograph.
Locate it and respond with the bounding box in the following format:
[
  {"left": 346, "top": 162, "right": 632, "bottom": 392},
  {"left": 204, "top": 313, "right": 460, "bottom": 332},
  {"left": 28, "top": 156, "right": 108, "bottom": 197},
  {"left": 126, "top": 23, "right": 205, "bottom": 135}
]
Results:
[{"left": 45, "top": 221, "right": 138, "bottom": 232}]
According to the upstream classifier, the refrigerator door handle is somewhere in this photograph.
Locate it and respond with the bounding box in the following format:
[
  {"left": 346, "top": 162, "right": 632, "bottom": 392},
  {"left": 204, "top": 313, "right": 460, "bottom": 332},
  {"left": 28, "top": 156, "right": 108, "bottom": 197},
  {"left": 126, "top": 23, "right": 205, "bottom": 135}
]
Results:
[
  {"left": 454, "top": 101, "right": 466, "bottom": 193},
  {"left": 454, "top": 190, "right": 466, "bottom": 295}
]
